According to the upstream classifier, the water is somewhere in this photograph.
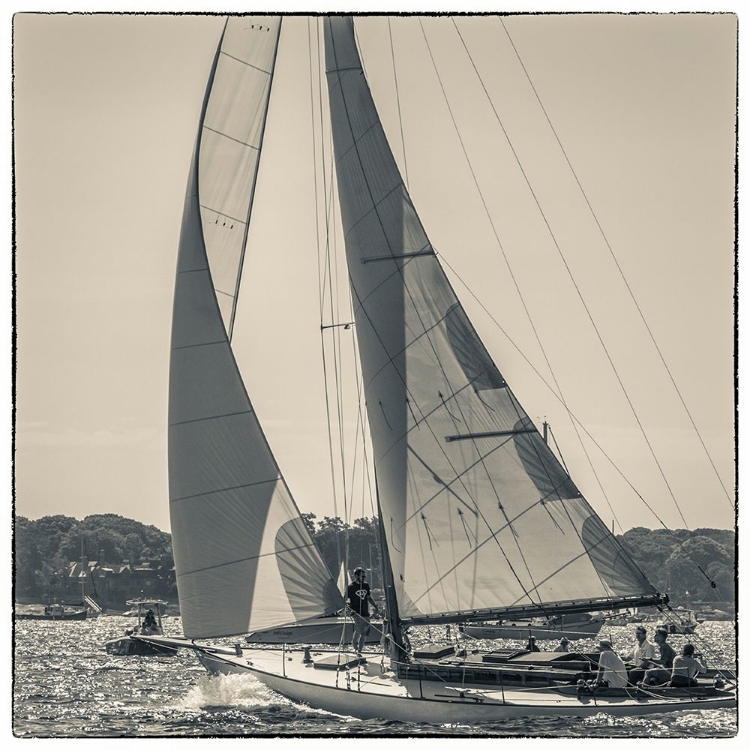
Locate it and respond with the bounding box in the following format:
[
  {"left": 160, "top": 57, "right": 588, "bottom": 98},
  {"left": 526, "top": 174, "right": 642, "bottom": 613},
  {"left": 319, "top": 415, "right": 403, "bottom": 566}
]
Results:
[{"left": 13, "top": 616, "right": 737, "bottom": 738}]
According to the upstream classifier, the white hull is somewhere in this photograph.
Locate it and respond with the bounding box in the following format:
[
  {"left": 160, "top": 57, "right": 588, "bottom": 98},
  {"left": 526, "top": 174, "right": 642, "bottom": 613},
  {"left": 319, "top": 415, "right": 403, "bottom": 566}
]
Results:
[
  {"left": 194, "top": 646, "right": 735, "bottom": 722},
  {"left": 246, "top": 617, "right": 381, "bottom": 645}
]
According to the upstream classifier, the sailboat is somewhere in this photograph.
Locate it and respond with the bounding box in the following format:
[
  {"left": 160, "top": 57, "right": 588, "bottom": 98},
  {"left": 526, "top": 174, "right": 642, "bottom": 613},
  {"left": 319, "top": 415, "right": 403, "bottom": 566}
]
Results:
[
  {"left": 151, "top": 15, "right": 735, "bottom": 721},
  {"left": 459, "top": 611, "right": 605, "bottom": 642}
]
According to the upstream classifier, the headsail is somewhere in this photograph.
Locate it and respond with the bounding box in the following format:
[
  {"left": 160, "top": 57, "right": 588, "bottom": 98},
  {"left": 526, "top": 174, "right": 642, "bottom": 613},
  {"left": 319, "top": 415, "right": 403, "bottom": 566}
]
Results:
[
  {"left": 324, "top": 17, "right": 661, "bottom": 626},
  {"left": 169, "top": 17, "right": 340, "bottom": 639}
]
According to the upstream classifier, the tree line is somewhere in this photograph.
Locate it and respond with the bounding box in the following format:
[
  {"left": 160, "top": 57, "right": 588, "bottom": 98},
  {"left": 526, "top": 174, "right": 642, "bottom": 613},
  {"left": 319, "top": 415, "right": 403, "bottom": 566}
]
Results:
[{"left": 14, "top": 513, "right": 735, "bottom": 607}]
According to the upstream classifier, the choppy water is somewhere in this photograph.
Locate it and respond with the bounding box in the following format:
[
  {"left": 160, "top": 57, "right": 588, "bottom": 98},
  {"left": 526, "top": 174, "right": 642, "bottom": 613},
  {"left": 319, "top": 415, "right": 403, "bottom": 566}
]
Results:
[{"left": 13, "top": 616, "right": 737, "bottom": 738}]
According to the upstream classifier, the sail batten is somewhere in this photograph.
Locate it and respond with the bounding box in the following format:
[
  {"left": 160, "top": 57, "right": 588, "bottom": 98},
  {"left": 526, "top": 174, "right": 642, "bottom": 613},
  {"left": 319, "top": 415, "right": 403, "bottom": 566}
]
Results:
[
  {"left": 324, "top": 16, "right": 658, "bottom": 624},
  {"left": 169, "top": 16, "right": 339, "bottom": 639}
]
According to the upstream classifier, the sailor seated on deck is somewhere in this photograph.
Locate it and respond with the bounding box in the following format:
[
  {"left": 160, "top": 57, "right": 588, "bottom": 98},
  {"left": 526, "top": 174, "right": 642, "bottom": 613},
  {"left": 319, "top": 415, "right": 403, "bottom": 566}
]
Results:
[
  {"left": 585, "top": 640, "right": 628, "bottom": 689},
  {"left": 554, "top": 637, "right": 570, "bottom": 652},
  {"left": 642, "top": 628, "right": 676, "bottom": 686},
  {"left": 621, "top": 625, "right": 657, "bottom": 685},
  {"left": 668, "top": 644, "right": 706, "bottom": 688}
]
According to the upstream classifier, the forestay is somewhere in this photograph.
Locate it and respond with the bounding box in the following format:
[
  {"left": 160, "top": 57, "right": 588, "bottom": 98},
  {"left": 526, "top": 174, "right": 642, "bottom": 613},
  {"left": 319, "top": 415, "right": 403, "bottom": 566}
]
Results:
[
  {"left": 169, "top": 17, "right": 340, "bottom": 639},
  {"left": 324, "top": 17, "right": 660, "bottom": 625}
]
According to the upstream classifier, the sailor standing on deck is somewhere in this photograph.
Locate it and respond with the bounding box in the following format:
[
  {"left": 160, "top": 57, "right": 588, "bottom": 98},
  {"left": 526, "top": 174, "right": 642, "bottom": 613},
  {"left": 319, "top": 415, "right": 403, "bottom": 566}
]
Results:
[{"left": 346, "top": 567, "right": 380, "bottom": 656}]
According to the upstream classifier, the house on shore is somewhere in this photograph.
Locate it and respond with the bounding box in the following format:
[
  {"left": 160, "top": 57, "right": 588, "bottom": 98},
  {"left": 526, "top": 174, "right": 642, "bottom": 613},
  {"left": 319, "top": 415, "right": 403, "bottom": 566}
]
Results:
[{"left": 65, "top": 557, "right": 176, "bottom": 610}]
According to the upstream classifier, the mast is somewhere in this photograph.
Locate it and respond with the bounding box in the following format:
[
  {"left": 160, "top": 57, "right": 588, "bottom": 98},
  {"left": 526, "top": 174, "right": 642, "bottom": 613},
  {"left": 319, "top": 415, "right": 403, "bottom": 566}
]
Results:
[
  {"left": 374, "top": 475, "right": 407, "bottom": 660},
  {"left": 80, "top": 534, "right": 85, "bottom": 603}
]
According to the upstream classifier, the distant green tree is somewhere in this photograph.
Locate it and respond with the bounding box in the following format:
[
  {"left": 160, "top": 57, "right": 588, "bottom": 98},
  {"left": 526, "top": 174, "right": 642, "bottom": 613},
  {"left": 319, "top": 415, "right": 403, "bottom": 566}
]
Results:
[
  {"left": 14, "top": 514, "right": 175, "bottom": 599},
  {"left": 301, "top": 512, "right": 317, "bottom": 536},
  {"left": 620, "top": 530, "right": 735, "bottom": 605}
]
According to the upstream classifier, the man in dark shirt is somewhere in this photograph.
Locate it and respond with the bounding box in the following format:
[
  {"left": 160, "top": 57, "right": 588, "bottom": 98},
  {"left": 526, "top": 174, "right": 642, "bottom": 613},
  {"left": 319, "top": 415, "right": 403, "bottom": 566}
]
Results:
[
  {"left": 643, "top": 627, "right": 676, "bottom": 685},
  {"left": 346, "top": 567, "right": 380, "bottom": 655}
]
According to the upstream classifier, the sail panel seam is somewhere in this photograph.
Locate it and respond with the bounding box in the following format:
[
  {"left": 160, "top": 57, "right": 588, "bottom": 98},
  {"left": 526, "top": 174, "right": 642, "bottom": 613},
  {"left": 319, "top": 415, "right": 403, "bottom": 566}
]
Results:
[
  {"left": 171, "top": 340, "right": 226, "bottom": 352},
  {"left": 358, "top": 304, "right": 451, "bottom": 393},
  {"left": 169, "top": 408, "right": 254, "bottom": 427},
  {"left": 362, "top": 249, "right": 435, "bottom": 264},
  {"left": 199, "top": 204, "right": 248, "bottom": 225},
  {"left": 341, "top": 181, "right": 403, "bottom": 241},
  {"left": 202, "top": 124, "right": 261, "bottom": 152},
  {"left": 334, "top": 118, "right": 381, "bottom": 165},
  {"left": 170, "top": 477, "right": 279, "bottom": 503},
  {"left": 219, "top": 50, "right": 272, "bottom": 75},
  {"left": 177, "top": 540, "right": 320, "bottom": 578}
]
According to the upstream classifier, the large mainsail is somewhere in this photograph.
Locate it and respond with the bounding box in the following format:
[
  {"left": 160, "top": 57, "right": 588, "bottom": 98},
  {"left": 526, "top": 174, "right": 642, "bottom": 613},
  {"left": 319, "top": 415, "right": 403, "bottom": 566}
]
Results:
[
  {"left": 324, "top": 17, "right": 662, "bottom": 626},
  {"left": 169, "top": 17, "right": 340, "bottom": 639}
]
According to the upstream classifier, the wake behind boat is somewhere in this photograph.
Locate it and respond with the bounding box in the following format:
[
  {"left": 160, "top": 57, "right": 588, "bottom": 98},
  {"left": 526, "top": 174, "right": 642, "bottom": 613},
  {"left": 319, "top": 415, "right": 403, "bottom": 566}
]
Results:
[{"left": 163, "top": 15, "right": 736, "bottom": 722}]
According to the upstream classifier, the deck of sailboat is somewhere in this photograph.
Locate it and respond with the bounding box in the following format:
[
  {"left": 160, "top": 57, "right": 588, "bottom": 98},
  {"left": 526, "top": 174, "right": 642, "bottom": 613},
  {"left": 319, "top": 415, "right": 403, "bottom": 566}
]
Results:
[{"left": 193, "top": 645, "right": 735, "bottom": 721}]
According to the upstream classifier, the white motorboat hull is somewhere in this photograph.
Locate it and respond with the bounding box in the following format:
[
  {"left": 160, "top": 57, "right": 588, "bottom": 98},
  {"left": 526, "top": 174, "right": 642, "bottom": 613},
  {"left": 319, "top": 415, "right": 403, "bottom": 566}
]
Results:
[
  {"left": 246, "top": 617, "right": 381, "bottom": 645},
  {"left": 194, "top": 646, "right": 735, "bottom": 722}
]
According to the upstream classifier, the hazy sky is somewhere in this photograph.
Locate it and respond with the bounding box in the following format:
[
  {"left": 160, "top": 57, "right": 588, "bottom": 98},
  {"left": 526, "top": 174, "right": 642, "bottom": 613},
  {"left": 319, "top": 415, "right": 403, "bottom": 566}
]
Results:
[{"left": 12, "top": 7, "right": 737, "bottom": 535}]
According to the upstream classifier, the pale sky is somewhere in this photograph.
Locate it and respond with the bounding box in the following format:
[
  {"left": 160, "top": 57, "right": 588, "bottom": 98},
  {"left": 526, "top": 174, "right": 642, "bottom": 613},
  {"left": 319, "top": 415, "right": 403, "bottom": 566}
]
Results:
[{"left": 11, "top": 6, "right": 738, "bottom": 536}]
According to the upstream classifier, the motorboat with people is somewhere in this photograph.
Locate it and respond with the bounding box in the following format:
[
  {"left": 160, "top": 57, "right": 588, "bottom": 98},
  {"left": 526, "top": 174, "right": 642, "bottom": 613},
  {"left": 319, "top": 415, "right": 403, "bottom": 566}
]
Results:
[
  {"left": 153, "top": 14, "right": 735, "bottom": 721},
  {"left": 105, "top": 598, "right": 177, "bottom": 656},
  {"left": 658, "top": 607, "right": 699, "bottom": 635},
  {"left": 15, "top": 602, "right": 87, "bottom": 621}
]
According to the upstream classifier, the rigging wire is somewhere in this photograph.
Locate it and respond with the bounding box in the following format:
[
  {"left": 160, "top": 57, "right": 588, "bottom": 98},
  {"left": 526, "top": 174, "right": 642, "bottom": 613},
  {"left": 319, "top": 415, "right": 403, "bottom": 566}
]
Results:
[
  {"left": 451, "top": 18, "right": 688, "bottom": 529},
  {"left": 330, "top": 25, "right": 545, "bottom": 611},
  {"left": 497, "top": 17, "right": 733, "bottom": 513},
  {"left": 446, "top": 18, "right": 726, "bottom": 596},
  {"left": 340, "top": 20, "right": 632, "bottom": 613},
  {"left": 416, "top": 17, "right": 620, "bottom": 599},
  {"left": 318, "top": 19, "right": 378, "bottom": 586},
  {"left": 387, "top": 17, "right": 410, "bottom": 190},
  {"left": 439, "top": 254, "right": 722, "bottom": 596},
  {"left": 309, "top": 17, "right": 344, "bottom": 583},
  {"left": 421, "top": 17, "right": 621, "bottom": 534}
]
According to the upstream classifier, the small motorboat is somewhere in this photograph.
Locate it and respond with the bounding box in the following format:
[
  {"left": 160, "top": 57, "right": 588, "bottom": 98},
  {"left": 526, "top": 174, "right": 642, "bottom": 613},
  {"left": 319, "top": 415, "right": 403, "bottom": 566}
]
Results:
[
  {"left": 15, "top": 602, "right": 87, "bottom": 621},
  {"left": 105, "top": 598, "right": 176, "bottom": 656},
  {"left": 658, "top": 608, "right": 699, "bottom": 635}
]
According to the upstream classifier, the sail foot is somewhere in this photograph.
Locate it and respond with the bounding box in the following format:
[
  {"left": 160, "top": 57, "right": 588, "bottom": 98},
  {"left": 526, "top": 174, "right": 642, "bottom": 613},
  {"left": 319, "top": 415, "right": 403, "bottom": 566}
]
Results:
[{"left": 401, "top": 593, "right": 668, "bottom": 627}]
